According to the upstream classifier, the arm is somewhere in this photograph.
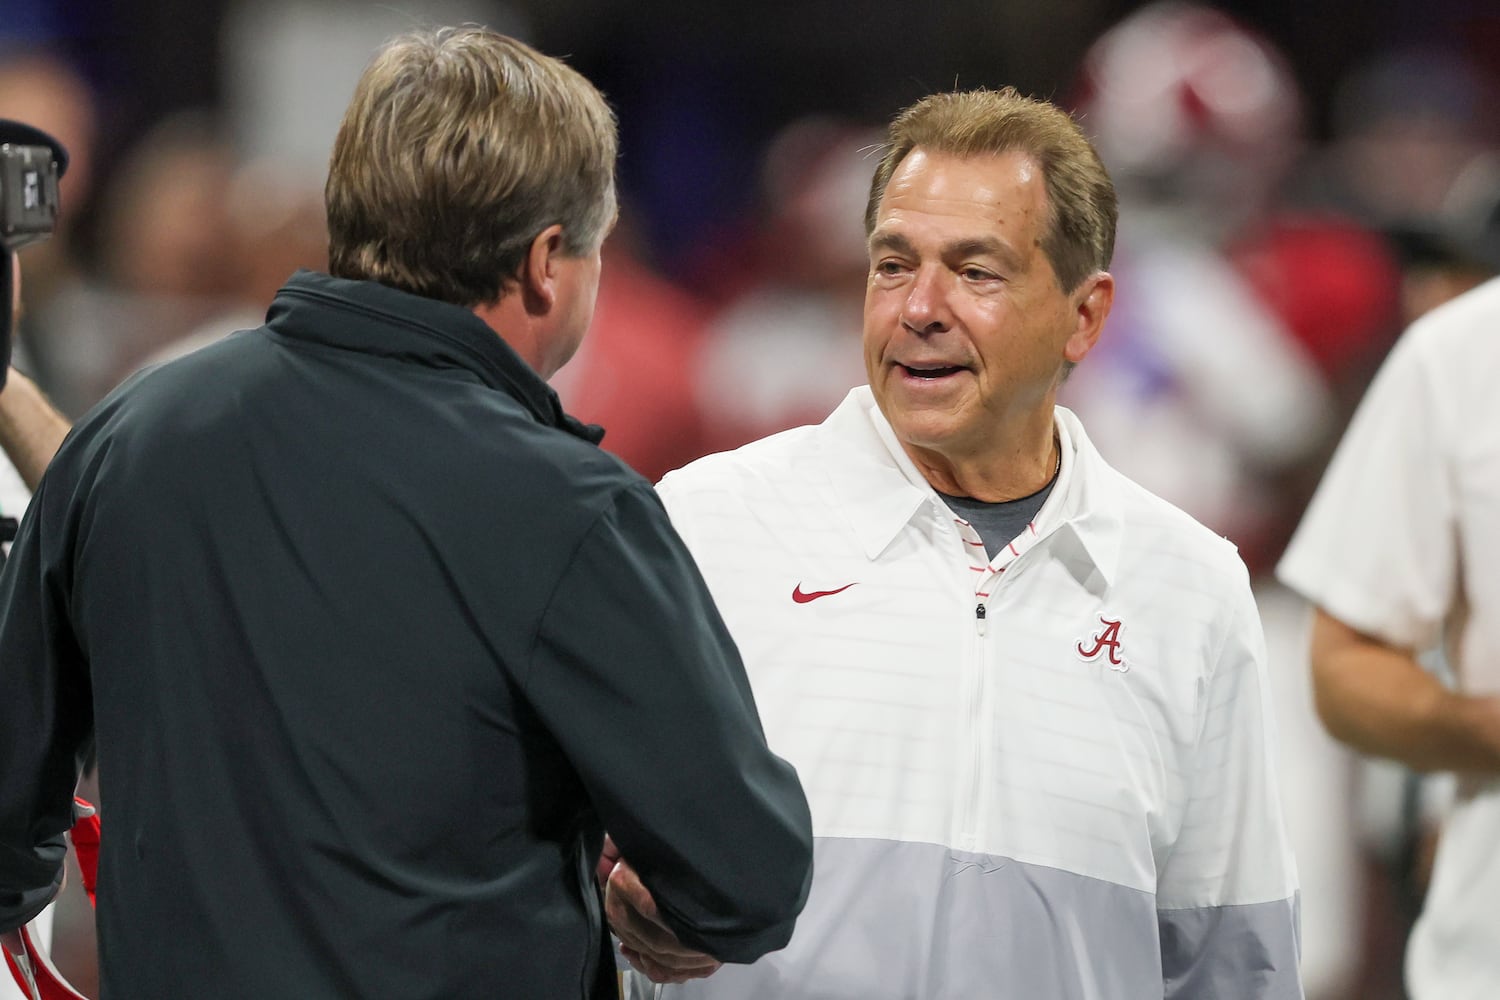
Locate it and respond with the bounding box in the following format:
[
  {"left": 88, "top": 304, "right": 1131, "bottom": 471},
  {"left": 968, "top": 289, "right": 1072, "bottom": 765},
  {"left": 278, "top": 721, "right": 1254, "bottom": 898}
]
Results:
[
  {"left": 1157, "top": 577, "right": 1302, "bottom": 999},
  {"left": 0, "top": 476, "right": 90, "bottom": 933},
  {"left": 526, "top": 482, "right": 813, "bottom": 964},
  {"left": 1310, "top": 608, "right": 1500, "bottom": 772},
  {"left": 0, "top": 369, "right": 69, "bottom": 490}
]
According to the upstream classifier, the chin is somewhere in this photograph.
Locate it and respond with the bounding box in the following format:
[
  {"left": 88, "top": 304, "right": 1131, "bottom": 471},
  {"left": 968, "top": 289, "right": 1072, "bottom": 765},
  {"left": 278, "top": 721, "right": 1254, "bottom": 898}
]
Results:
[{"left": 888, "top": 413, "right": 963, "bottom": 450}]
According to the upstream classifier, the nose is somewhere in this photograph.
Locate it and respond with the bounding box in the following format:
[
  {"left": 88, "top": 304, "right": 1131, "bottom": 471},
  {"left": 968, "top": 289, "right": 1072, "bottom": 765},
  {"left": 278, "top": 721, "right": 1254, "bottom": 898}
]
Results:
[{"left": 900, "top": 265, "right": 950, "bottom": 337}]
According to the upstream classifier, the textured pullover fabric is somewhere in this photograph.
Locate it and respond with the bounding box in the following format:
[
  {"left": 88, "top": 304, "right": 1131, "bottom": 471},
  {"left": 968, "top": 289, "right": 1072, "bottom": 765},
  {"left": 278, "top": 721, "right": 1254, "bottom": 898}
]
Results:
[
  {"left": 0, "top": 270, "right": 813, "bottom": 999},
  {"left": 634, "top": 387, "right": 1302, "bottom": 1000}
]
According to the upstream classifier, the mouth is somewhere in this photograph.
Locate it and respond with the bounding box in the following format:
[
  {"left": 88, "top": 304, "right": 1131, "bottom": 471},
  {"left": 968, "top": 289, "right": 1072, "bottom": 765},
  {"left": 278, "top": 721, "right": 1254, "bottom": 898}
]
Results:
[{"left": 897, "top": 362, "right": 968, "bottom": 380}]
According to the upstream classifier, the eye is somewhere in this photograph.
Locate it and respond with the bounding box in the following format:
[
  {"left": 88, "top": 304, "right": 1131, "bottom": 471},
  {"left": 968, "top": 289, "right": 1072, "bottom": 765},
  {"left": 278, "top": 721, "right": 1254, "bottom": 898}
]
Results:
[
  {"left": 874, "top": 259, "right": 908, "bottom": 277},
  {"left": 961, "top": 266, "right": 999, "bottom": 282}
]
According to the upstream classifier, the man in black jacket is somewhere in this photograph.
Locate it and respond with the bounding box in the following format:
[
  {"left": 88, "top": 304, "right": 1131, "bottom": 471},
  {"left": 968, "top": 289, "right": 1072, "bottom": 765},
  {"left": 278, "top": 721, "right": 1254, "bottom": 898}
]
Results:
[{"left": 0, "top": 27, "right": 812, "bottom": 999}]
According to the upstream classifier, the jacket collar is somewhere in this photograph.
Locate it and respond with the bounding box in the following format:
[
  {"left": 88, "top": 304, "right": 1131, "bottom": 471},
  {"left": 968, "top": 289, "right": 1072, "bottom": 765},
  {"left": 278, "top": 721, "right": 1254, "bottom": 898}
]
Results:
[
  {"left": 817, "top": 386, "right": 1123, "bottom": 587},
  {"left": 265, "top": 270, "right": 603, "bottom": 443}
]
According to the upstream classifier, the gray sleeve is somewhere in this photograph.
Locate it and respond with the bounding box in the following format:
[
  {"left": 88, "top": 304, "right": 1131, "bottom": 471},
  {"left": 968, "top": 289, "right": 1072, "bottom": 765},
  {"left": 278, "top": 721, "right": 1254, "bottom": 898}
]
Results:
[
  {"left": 1156, "top": 572, "right": 1303, "bottom": 998},
  {"left": 526, "top": 482, "right": 814, "bottom": 964},
  {"left": 1160, "top": 895, "right": 1302, "bottom": 999},
  {"left": 0, "top": 474, "right": 92, "bottom": 932}
]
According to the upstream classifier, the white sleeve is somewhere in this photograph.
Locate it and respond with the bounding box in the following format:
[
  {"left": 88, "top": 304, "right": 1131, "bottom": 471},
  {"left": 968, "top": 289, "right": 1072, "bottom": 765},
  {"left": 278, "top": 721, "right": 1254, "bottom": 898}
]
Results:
[
  {"left": 1157, "top": 576, "right": 1303, "bottom": 999},
  {"left": 1277, "top": 326, "right": 1455, "bottom": 651}
]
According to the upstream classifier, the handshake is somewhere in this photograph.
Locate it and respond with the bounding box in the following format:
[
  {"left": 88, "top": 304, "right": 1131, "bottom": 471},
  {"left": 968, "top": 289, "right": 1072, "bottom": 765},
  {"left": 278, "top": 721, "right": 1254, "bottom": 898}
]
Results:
[{"left": 597, "top": 836, "right": 724, "bottom": 987}]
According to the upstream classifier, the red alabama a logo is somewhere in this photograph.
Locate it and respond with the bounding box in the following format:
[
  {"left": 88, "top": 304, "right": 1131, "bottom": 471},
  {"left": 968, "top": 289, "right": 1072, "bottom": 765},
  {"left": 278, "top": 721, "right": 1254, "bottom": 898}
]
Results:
[{"left": 1077, "top": 616, "right": 1127, "bottom": 671}]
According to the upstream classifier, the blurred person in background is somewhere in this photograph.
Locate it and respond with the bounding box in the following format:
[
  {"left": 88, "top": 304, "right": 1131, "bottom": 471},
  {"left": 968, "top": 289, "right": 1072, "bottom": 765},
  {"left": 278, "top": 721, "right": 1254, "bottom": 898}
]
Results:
[
  {"left": 1282, "top": 42, "right": 1500, "bottom": 999},
  {"left": 220, "top": 0, "right": 528, "bottom": 180},
  {"left": 36, "top": 113, "right": 241, "bottom": 414},
  {"left": 619, "top": 86, "right": 1302, "bottom": 1000},
  {"left": 1064, "top": 6, "right": 1414, "bottom": 996},
  {"left": 1061, "top": 0, "right": 1337, "bottom": 566},
  {"left": 139, "top": 153, "right": 330, "bottom": 368},
  {"left": 1278, "top": 275, "right": 1500, "bottom": 1000},
  {"left": 0, "top": 27, "right": 813, "bottom": 998},
  {"left": 691, "top": 117, "right": 880, "bottom": 453},
  {"left": 0, "top": 51, "right": 97, "bottom": 411},
  {"left": 1297, "top": 45, "right": 1500, "bottom": 325}
]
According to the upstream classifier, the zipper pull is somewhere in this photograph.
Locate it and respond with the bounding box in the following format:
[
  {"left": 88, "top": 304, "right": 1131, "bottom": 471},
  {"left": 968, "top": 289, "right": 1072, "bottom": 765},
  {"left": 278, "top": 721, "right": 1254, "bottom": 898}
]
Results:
[{"left": 975, "top": 602, "right": 987, "bottom": 636}]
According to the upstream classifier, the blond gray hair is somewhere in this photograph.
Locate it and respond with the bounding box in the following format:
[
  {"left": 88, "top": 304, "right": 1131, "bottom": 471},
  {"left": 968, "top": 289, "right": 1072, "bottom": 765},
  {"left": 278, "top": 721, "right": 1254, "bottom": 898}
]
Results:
[
  {"left": 865, "top": 88, "right": 1116, "bottom": 292},
  {"left": 326, "top": 27, "right": 617, "bottom": 306}
]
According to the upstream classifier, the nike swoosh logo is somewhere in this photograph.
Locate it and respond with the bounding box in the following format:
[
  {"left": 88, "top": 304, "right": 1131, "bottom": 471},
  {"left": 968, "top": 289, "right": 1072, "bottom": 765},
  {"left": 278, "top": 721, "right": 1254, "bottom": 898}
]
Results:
[{"left": 792, "top": 582, "right": 857, "bottom": 604}]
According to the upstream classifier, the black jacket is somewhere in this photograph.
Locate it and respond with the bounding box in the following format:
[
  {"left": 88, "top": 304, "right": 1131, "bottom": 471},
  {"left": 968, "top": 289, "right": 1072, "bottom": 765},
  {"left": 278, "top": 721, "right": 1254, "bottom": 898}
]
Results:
[{"left": 0, "top": 271, "right": 813, "bottom": 998}]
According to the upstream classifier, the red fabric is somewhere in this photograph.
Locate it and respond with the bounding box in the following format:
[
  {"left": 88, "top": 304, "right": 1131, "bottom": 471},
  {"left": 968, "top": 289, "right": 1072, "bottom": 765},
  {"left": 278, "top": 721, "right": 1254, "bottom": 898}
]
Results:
[
  {"left": 2, "top": 798, "right": 99, "bottom": 998},
  {"left": 5, "top": 925, "right": 89, "bottom": 999},
  {"left": 70, "top": 798, "right": 99, "bottom": 909},
  {"left": 1231, "top": 213, "right": 1403, "bottom": 379}
]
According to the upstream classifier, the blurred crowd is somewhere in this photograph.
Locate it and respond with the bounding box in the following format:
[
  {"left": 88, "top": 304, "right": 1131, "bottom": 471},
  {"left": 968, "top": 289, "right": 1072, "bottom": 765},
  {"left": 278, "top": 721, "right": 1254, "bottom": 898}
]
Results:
[{"left": 4, "top": 1, "right": 1499, "bottom": 998}]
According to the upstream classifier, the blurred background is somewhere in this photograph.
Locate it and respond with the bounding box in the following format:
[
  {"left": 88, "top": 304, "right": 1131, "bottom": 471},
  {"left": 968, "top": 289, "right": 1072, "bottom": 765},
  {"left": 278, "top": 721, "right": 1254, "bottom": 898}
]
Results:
[{"left": 3, "top": 1, "right": 1498, "bottom": 997}]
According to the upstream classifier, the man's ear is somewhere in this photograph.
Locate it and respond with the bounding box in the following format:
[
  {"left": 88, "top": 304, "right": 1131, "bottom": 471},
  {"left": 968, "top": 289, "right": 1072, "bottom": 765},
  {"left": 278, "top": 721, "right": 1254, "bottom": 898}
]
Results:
[
  {"left": 1063, "top": 270, "right": 1114, "bottom": 365},
  {"left": 520, "top": 223, "right": 567, "bottom": 317}
]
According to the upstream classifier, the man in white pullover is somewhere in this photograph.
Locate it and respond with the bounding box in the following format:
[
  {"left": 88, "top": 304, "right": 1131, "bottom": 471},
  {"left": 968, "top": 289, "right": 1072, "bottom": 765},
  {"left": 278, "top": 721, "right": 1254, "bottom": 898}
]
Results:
[
  {"left": 1278, "top": 277, "right": 1500, "bottom": 1000},
  {"left": 609, "top": 87, "right": 1303, "bottom": 999}
]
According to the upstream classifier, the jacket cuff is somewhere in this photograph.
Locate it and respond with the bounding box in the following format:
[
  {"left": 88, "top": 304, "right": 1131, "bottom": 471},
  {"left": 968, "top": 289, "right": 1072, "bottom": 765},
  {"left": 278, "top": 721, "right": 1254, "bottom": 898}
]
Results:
[{"left": 0, "top": 865, "right": 64, "bottom": 934}]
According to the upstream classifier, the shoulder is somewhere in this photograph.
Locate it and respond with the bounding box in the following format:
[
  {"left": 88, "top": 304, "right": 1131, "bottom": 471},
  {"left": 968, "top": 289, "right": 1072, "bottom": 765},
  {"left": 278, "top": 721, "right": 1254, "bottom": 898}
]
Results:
[
  {"left": 1406, "top": 275, "right": 1500, "bottom": 345},
  {"left": 658, "top": 424, "right": 824, "bottom": 505},
  {"left": 1114, "top": 469, "right": 1241, "bottom": 559},
  {"left": 1085, "top": 442, "right": 1253, "bottom": 615},
  {"left": 1068, "top": 408, "right": 1248, "bottom": 585},
  {"left": 1377, "top": 277, "right": 1500, "bottom": 400}
]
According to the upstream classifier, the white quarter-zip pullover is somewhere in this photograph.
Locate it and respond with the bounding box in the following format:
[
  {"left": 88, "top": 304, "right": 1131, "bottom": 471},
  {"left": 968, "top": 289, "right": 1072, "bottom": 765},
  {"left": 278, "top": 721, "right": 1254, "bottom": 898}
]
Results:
[{"left": 641, "top": 386, "right": 1301, "bottom": 999}]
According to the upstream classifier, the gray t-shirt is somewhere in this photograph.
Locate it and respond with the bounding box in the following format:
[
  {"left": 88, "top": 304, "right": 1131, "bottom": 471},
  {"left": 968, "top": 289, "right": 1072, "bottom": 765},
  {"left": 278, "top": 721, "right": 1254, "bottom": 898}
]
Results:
[{"left": 939, "top": 476, "right": 1057, "bottom": 561}]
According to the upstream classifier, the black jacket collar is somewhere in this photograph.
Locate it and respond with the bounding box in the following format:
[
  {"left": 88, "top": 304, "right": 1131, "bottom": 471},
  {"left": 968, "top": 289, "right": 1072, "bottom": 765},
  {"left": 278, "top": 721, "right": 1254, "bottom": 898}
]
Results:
[{"left": 266, "top": 270, "right": 603, "bottom": 444}]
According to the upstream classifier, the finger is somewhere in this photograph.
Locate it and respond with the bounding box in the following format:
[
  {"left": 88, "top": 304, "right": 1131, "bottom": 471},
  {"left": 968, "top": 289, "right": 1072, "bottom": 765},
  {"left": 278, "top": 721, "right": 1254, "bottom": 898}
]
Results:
[
  {"left": 621, "top": 945, "right": 721, "bottom": 984},
  {"left": 619, "top": 943, "right": 719, "bottom": 976},
  {"left": 606, "top": 901, "right": 715, "bottom": 963},
  {"left": 595, "top": 834, "right": 620, "bottom": 886},
  {"left": 606, "top": 860, "right": 662, "bottom": 926},
  {"left": 606, "top": 893, "right": 688, "bottom": 958},
  {"left": 604, "top": 868, "right": 711, "bottom": 961},
  {"left": 603, "top": 857, "right": 669, "bottom": 929}
]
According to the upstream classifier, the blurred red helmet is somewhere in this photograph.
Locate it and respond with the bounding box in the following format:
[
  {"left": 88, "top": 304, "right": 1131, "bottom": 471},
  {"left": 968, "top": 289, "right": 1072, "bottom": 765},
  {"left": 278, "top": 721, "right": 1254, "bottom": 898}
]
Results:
[{"left": 1071, "top": 1, "right": 1303, "bottom": 208}]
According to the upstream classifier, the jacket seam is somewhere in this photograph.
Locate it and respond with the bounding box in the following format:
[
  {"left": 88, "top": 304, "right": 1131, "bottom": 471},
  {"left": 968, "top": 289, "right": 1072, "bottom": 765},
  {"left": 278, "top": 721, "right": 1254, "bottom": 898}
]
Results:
[{"left": 520, "top": 483, "right": 637, "bottom": 694}]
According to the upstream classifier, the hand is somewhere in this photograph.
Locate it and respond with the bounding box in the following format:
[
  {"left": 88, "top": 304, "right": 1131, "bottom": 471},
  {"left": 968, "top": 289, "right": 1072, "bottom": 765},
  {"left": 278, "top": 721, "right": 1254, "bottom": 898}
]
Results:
[{"left": 604, "top": 858, "right": 722, "bottom": 985}]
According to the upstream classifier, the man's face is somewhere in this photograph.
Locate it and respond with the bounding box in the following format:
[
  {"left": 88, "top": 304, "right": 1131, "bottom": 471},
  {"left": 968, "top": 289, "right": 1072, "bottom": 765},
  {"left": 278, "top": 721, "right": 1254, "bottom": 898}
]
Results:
[{"left": 863, "top": 148, "right": 1105, "bottom": 468}]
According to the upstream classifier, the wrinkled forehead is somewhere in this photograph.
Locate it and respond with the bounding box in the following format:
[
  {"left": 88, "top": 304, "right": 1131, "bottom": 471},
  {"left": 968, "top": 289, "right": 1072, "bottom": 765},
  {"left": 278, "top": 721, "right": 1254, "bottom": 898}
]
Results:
[{"left": 872, "top": 147, "right": 1051, "bottom": 242}]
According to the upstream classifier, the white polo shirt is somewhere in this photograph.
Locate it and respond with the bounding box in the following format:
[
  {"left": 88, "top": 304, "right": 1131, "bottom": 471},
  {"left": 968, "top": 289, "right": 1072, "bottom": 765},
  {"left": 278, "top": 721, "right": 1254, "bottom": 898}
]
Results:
[
  {"left": 1278, "top": 276, "right": 1500, "bottom": 1000},
  {"left": 648, "top": 387, "right": 1301, "bottom": 1000}
]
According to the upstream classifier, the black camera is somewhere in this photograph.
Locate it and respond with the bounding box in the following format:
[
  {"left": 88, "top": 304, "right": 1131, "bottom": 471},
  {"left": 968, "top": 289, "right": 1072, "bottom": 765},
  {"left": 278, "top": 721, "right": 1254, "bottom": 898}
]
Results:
[
  {"left": 0, "top": 120, "right": 67, "bottom": 400},
  {"left": 0, "top": 120, "right": 67, "bottom": 253},
  {"left": 0, "top": 144, "right": 60, "bottom": 252}
]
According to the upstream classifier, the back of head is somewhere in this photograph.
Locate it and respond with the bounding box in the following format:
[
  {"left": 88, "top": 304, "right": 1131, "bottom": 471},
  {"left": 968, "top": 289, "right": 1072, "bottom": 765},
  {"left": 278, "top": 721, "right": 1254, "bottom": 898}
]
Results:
[
  {"left": 325, "top": 27, "right": 617, "bottom": 307},
  {"left": 864, "top": 88, "right": 1117, "bottom": 292}
]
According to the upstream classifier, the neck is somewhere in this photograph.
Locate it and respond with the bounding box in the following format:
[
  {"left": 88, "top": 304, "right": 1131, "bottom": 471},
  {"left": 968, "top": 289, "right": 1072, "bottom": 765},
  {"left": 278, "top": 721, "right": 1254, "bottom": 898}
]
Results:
[
  {"left": 471, "top": 294, "right": 551, "bottom": 378},
  {"left": 906, "top": 417, "right": 1059, "bottom": 502}
]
